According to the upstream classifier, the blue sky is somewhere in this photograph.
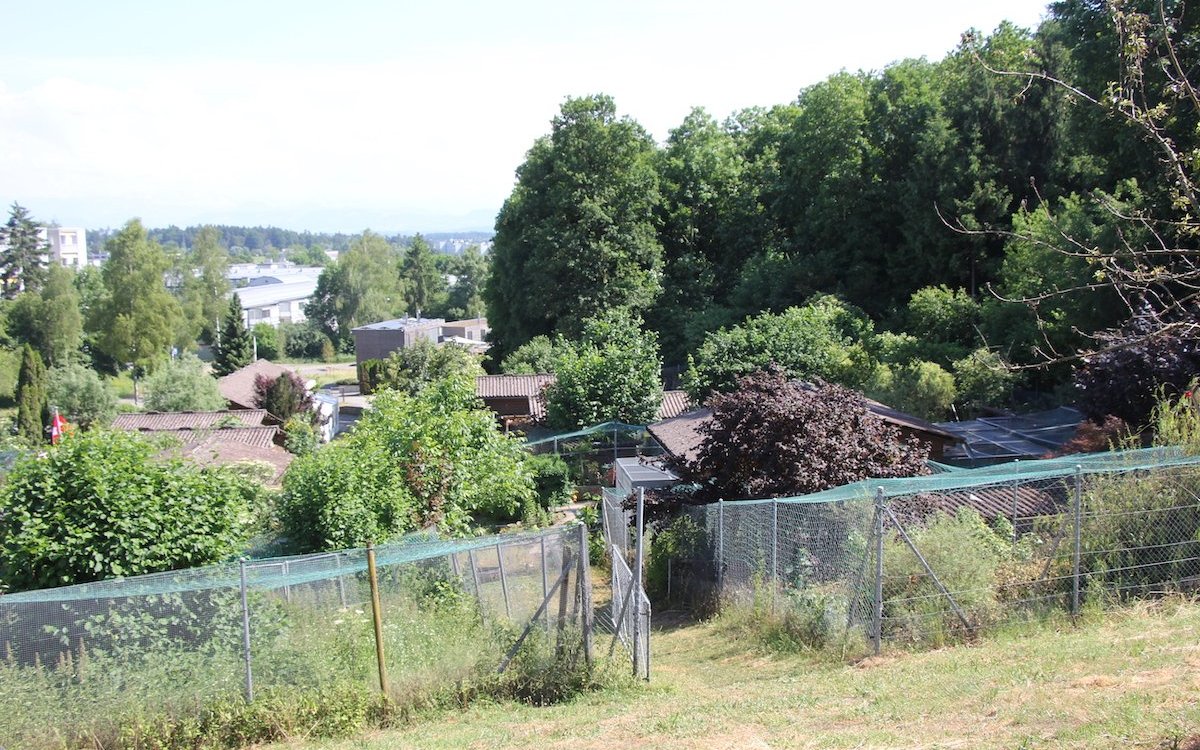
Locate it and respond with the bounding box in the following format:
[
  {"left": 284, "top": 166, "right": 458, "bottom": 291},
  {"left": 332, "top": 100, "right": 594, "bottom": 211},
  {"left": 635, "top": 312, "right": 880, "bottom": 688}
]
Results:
[{"left": 1, "top": 1, "right": 1052, "bottom": 234}]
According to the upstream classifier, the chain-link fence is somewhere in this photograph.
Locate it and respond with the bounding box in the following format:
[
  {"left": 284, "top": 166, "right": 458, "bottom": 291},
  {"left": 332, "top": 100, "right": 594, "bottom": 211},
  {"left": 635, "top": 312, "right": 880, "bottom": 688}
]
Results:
[
  {"left": 526, "top": 422, "right": 664, "bottom": 487},
  {"left": 0, "top": 525, "right": 594, "bottom": 749},
  {"left": 664, "top": 447, "right": 1200, "bottom": 655}
]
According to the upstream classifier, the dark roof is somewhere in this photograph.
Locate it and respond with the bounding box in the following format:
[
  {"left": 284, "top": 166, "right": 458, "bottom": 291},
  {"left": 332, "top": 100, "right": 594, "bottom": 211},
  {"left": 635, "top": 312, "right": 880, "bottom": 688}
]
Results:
[
  {"left": 646, "top": 395, "right": 955, "bottom": 465},
  {"left": 217, "top": 360, "right": 296, "bottom": 412},
  {"left": 646, "top": 408, "right": 710, "bottom": 465},
  {"left": 936, "top": 407, "right": 1084, "bottom": 465},
  {"left": 863, "top": 398, "right": 959, "bottom": 442},
  {"left": 112, "top": 410, "right": 269, "bottom": 431}
]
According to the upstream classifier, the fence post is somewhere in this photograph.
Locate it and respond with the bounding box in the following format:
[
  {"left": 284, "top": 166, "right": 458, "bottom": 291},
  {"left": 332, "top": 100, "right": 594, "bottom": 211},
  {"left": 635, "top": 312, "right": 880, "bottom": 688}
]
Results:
[
  {"left": 873, "top": 487, "right": 885, "bottom": 655},
  {"left": 632, "top": 488, "right": 645, "bottom": 679},
  {"left": 1011, "top": 478, "right": 1020, "bottom": 549},
  {"left": 540, "top": 536, "right": 550, "bottom": 633},
  {"left": 771, "top": 498, "right": 779, "bottom": 612},
  {"left": 577, "top": 522, "right": 594, "bottom": 666},
  {"left": 334, "top": 553, "right": 347, "bottom": 608},
  {"left": 717, "top": 500, "right": 724, "bottom": 595},
  {"left": 496, "top": 544, "right": 512, "bottom": 619},
  {"left": 238, "top": 559, "right": 254, "bottom": 703},
  {"left": 366, "top": 542, "right": 389, "bottom": 696},
  {"left": 1072, "top": 465, "right": 1083, "bottom": 617}
]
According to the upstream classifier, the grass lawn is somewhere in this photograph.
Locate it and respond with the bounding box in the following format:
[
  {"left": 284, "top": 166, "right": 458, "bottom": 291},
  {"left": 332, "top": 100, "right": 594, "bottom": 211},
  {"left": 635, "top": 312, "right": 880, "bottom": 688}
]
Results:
[{"left": 278, "top": 599, "right": 1200, "bottom": 750}]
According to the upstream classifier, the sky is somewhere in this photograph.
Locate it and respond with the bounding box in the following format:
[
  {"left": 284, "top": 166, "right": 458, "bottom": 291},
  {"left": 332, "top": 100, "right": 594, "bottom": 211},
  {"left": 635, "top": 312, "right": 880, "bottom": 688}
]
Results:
[{"left": 1, "top": 1, "right": 1053, "bottom": 235}]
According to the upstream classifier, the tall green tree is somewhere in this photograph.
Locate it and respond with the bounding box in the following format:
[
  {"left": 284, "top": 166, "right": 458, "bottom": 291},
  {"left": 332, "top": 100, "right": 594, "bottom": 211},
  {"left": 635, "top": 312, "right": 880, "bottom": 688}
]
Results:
[
  {"left": 7, "top": 264, "right": 83, "bottom": 367},
  {"left": 178, "top": 226, "right": 231, "bottom": 344},
  {"left": 0, "top": 203, "right": 48, "bottom": 299},
  {"left": 88, "top": 219, "right": 184, "bottom": 372},
  {"left": 445, "top": 245, "right": 489, "bottom": 320},
  {"left": 305, "top": 231, "right": 404, "bottom": 349},
  {"left": 213, "top": 294, "right": 252, "bottom": 376},
  {"left": 486, "top": 94, "right": 663, "bottom": 361},
  {"left": 15, "top": 344, "right": 48, "bottom": 444},
  {"left": 400, "top": 234, "right": 446, "bottom": 317}
]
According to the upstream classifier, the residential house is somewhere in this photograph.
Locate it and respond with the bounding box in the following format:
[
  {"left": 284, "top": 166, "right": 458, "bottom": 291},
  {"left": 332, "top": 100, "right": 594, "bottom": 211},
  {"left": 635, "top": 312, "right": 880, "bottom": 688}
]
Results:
[{"left": 216, "top": 359, "right": 335, "bottom": 442}]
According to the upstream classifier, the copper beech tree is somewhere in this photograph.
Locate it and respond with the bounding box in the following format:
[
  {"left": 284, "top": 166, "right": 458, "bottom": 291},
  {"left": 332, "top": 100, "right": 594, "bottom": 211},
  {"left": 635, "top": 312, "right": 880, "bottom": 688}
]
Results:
[{"left": 677, "top": 368, "right": 929, "bottom": 504}]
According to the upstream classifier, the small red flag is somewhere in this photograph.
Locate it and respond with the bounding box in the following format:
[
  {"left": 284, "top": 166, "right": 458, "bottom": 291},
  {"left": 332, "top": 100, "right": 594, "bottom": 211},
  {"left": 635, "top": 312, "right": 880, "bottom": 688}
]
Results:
[{"left": 51, "top": 412, "right": 68, "bottom": 444}]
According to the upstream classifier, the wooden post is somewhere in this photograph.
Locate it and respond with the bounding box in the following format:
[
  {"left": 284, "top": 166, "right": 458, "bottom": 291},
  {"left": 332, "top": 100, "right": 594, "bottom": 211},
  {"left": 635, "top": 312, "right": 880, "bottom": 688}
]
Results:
[
  {"left": 366, "top": 543, "right": 388, "bottom": 695},
  {"left": 578, "top": 523, "right": 594, "bottom": 666}
]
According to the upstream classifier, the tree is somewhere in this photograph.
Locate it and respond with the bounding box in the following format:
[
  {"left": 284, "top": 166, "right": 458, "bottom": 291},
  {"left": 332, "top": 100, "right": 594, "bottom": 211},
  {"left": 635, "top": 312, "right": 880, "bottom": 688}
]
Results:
[
  {"left": 177, "top": 226, "right": 231, "bottom": 343},
  {"left": 142, "top": 352, "right": 227, "bottom": 412},
  {"left": 444, "top": 245, "right": 489, "bottom": 320},
  {"left": 400, "top": 234, "right": 446, "bottom": 317},
  {"left": 253, "top": 371, "right": 312, "bottom": 422},
  {"left": 6, "top": 264, "right": 83, "bottom": 367},
  {"left": 543, "top": 310, "right": 663, "bottom": 428},
  {"left": 868, "top": 360, "right": 958, "bottom": 421},
  {"left": 678, "top": 368, "right": 928, "bottom": 502},
  {"left": 213, "top": 294, "right": 252, "bottom": 376},
  {"left": 252, "top": 322, "right": 280, "bottom": 359},
  {"left": 366, "top": 340, "right": 484, "bottom": 395},
  {"left": 89, "top": 219, "right": 184, "bottom": 372},
  {"left": 0, "top": 429, "right": 256, "bottom": 591},
  {"left": 0, "top": 203, "right": 48, "bottom": 299},
  {"left": 48, "top": 362, "right": 117, "bottom": 429},
  {"left": 486, "top": 95, "right": 663, "bottom": 361},
  {"left": 682, "top": 296, "right": 877, "bottom": 402},
  {"left": 500, "top": 335, "right": 558, "bottom": 374},
  {"left": 304, "top": 232, "right": 404, "bottom": 350},
  {"left": 15, "top": 344, "right": 48, "bottom": 444},
  {"left": 966, "top": 2, "right": 1200, "bottom": 359},
  {"left": 279, "top": 375, "right": 535, "bottom": 550}
]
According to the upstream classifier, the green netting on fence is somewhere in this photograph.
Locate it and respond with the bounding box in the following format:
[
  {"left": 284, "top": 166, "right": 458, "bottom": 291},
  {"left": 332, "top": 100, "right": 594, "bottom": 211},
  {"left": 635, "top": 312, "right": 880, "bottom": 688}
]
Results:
[
  {"left": 0, "top": 527, "right": 565, "bottom": 604},
  {"left": 723, "top": 446, "right": 1200, "bottom": 506},
  {"left": 523, "top": 421, "right": 648, "bottom": 447}
]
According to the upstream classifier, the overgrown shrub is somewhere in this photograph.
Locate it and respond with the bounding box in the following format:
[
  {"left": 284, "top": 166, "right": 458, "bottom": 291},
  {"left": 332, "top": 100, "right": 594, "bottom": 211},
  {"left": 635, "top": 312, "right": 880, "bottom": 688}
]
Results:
[
  {"left": 645, "top": 514, "right": 713, "bottom": 608},
  {"left": 868, "top": 359, "right": 957, "bottom": 421},
  {"left": 881, "top": 508, "right": 1012, "bottom": 646},
  {"left": 283, "top": 414, "right": 318, "bottom": 456},
  {"left": 252, "top": 322, "right": 280, "bottom": 360},
  {"left": 253, "top": 370, "right": 312, "bottom": 422},
  {"left": 0, "top": 430, "right": 257, "bottom": 592},
  {"left": 143, "top": 353, "right": 226, "bottom": 412},
  {"left": 48, "top": 361, "right": 117, "bottom": 429}
]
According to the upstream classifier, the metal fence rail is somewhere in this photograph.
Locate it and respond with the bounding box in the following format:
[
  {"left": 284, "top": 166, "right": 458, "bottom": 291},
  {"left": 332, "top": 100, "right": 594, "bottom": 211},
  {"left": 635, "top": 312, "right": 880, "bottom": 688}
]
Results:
[{"left": 0, "top": 526, "right": 593, "bottom": 749}]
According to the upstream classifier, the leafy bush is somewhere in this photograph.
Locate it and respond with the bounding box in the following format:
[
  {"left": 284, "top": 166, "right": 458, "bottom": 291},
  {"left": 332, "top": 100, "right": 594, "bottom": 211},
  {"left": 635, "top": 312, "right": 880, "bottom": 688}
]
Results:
[
  {"left": 143, "top": 353, "right": 226, "bottom": 412},
  {"left": 500, "top": 335, "right": 558, "bottom": 374},
  {"left": 881, "top": 508, "right": 1010, "bottom": 647},
  {"left": 367, "top": 340, "right": 484, "bottom": 396},
  {"left": 279, "top": 375, "right": 535, "bottom": 550},
  {"left": 645, "top": 513, "right": 713, "bottom": 606},
  {"left": 0, "top": 429, "right": 256, "bottom": 591},
  {"left": 253, "top": 370, "right": 312, "bottom": 421},
  {"left": 678, "top": 367, "right": 928, "bottom": 502},
  {"left": 868, "top": 360, "right": 957, "bottom": 421},
  {"left": 682, "top": 295, "right": 877, "bottom": 401},
  {"left": 952, "top": 347, "right": 1017, "bottom": 415},
  {"left": 901, "top": 285, "right": 981, "bottom": 365},
  {"left": 48, "top": 361, "right": 117, "bottom": 429},
  {"left": 252, "top": 322, "right": 280, "bottom": 360},
  {"left": 544, "top": 310, "right": 663, "bottom": 428},
  {"left": 279, "top": 321, "right": 334, "bottom": 360},
  {"left": 283, "top": 414, "right": 319, "bottom": 456}
]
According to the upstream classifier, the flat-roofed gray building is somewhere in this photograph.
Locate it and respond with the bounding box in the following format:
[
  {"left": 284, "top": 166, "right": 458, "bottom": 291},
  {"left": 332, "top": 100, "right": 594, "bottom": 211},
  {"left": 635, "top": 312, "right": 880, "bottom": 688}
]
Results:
[{"left": 351, "top": 317, "right": 446, "bottom": 366}]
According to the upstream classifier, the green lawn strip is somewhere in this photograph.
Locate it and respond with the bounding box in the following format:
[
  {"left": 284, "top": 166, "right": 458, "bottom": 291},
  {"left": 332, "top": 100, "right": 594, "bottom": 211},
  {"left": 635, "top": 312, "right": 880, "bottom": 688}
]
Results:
[{"left": 279, "top": 599, "right": 1200, "bottom": 750}]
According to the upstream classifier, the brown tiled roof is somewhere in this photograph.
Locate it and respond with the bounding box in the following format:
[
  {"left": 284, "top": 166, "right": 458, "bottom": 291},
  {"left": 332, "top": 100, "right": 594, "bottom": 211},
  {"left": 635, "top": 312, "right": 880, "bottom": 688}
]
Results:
[
  {"left": 217, "top": 360, "right": 296, "bottom": 412},
  {"left": 863, "top": 397, "right": 959, "bottom": 442},
  {"left": 112, "top": 410, "right": 269, "bottom": 431},
  {"left": 475, "top": 374, "right": 556, "bottom": 399},
  {"left": 181, "top": 437, "right": 295, "bottom": 487},
  {"left": 656, "top": 390, "right": 693, "bottom": 421},
  {"left": 896, "top": 483, "right": 1065, "bottom": 523}
]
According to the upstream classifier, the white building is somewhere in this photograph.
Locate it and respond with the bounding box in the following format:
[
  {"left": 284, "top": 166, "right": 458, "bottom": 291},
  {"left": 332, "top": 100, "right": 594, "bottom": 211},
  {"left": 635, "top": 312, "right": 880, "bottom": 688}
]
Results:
[
  {"left": 234, "top": 277, "right": 320, "bottom": 328},
  {"left": 40, "top": 226, "right": 88, "bottom": 268}
]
